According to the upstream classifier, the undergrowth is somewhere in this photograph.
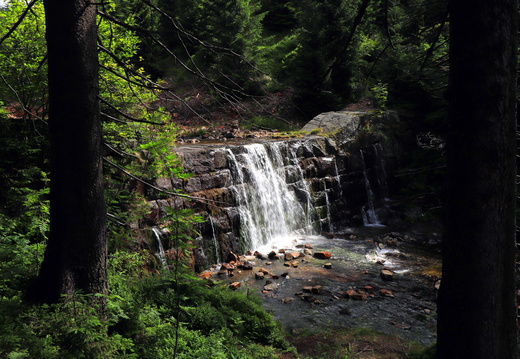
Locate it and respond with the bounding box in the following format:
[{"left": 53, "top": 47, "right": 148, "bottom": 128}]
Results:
[{"left": 0, "top": 238, "right": 290, "bottom": 359}]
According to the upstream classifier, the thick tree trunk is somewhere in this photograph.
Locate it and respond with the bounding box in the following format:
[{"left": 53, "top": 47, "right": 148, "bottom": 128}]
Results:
[
  {"left": 25, "top": 0, "right": 108, "bottom": 304},
  {"left": 437, "top": 1, "right": 518, "bottom": 358}
]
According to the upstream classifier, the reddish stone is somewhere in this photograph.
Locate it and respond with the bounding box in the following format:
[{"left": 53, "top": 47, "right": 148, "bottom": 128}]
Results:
[
  {"left": 285, "top": 252, "right": 300, "bottom": 261},
  {"left": 258, "top": 267, "right": 270, "bottom": 275},
  {"left": 229, "top": 282, "right": 241, "bottom": 290},
  {"left": 380, "top": 288, "right": 395, "bottom": 297},
  {"left": 199, "top": 271, "right": 212, "bottom": 279},
  {"left": 314, "top": 251, "right": 332, "bottom": 260}
]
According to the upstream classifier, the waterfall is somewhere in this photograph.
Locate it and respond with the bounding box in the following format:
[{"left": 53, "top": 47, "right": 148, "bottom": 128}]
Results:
[
  {"left": 208, "top": 215, "right": 221, "bottom": 263},
  {"left": 334, "top": 158, "right": 343, "bottom": 197},
  {"left": 151, "top": 227, "right": 169, "bottom": 270},
  {"left": 227, "top": 142, "right": 312, "bottom": 252},
  {"left": 288, "top": 143, "right": 315, "bottom": 234},
  {"left": 360, "top": 149, "right": 382, "bottom": 226},
  {"left": 324, "top": 185, "right": 334, "bottom": 232}
]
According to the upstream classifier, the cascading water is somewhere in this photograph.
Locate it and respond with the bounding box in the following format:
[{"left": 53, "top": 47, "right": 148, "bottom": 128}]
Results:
[
  {"left": 227, "top": 142, "right": 312, "bottom": 252},
  {"left": 151, "top": 227, "right": 169, "bottom": 269},
  {"left": 208, "top": 215, "right": 221, "bottom": 263},
  {"left": 334, "top": 158, "right": 343, "bottom": 197},
  {"left": 360, "top": 149, "right": 382, "bottom": 226},
  {"left": 324, "top": 186, "right": 334, "bottom": 232},
  {"left": 287, "top": 143, "right": 315, "bottom": 234}
]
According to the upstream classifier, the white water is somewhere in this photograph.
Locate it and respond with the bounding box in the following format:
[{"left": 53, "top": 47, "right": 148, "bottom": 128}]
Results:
[
  {"left": 288, "top": 143, "right": 315, "bottom": 234},
  {"left": 151, "top": 227, "right": 169, "bottom": 269},
  {"left": 324, "top": 184, "right": 334, "bottom": 232},
  {"left": 334, "top": 158, "right": 343, "bottom": 197},
  {"left": 227, "top": 142, "right": 312, "bottom": 253},
  {"left": 208, "top": 215, "right": 221, "bottom": 263}
]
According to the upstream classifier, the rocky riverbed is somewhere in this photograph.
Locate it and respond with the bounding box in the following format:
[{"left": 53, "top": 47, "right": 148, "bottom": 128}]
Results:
[{"left": 201, "top": 225, "right": 442, "bottom": 347}]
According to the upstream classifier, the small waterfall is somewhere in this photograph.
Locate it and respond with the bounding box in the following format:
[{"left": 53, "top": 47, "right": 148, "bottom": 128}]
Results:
[
  {"left": 288, "top": 143, "right": 315, "bottom": 234},
  {"left": 227, "top": 142, "right": 312, "bottom": 252},
  {"left": 208, "top": 215, "right": 221, "bottom": 263},
  {"left": 151, "top": 227, "right": 169, "bottom": 270},
  {"left": 360, "top": 149, "right": 382, "bottom": 226},
  {"left": 334, "top": 158, "right": 343, "bottom": 197},
  {"left": 324, "top": 185, "right": 334, "bottom": 232}
]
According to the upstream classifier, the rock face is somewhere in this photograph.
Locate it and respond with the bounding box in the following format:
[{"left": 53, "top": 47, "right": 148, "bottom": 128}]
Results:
[{"left": 143, "top": 111, "right": 398, "bottom": 271}]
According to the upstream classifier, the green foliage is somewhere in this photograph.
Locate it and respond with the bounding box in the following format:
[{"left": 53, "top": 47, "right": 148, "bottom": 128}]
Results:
[
  {"left": 243, "top": 115, "right": 297, "bottom": 132},
  {"left": 160, "top": 0, "right": 267, "bottom": 95},
  {"left": 370, "top": 82, "right": 388, "bottom": 109},
  {"left": 0, "top": 0, "right": 47, "bottom": 119}
]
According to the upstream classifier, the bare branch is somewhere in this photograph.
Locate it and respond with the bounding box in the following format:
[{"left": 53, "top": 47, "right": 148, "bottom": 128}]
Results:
[{"left": 99, "top": 97, "right": 165, "bottom": 125}]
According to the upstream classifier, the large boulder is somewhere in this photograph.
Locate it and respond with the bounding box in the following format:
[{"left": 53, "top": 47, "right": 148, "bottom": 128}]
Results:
[{"left": 302, "top": 111, "right": 365, "bottom": 134}]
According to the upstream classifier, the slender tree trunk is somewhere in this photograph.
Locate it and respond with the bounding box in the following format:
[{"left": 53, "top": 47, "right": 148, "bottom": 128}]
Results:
[
  {"left": 25, "top": 0, "right": 108, "bottom": 304},
  {"left": 437, "top": 1, "right": 518, "bottom": 358}
]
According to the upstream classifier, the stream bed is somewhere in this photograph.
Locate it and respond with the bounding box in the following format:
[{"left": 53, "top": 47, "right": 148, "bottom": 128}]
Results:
[{"left": 206, "top": 225, "right": 442, "bottom": 346}]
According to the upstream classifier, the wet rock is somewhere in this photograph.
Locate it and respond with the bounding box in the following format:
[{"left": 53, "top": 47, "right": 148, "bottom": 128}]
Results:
[
  {"left": 285, "top": 252, "right": 301, "bottom": 261},
  {"left": 299, "top": 294, "right": 316, "bottom": 302},
  {"left": 380, "top": 289, "right": 395, "bottom": 298},
  {"left": 255, "top": 272, "right": 265, "bottom": 280},
  {"left": 264, "top": 281, "right": 279, "bottom": 291},
  {"left": 311, "top": 285, "right": 323, "bottom": 294},
  {"left": 254, "top": 251, "right": 267, "bottom": 259},
  {"left": 321, "top": 232, "right": 334, "bottom": 239},
  {"left": 364, "top": 285, "right": 374, "bottom": 294},
  {"left": 303, "top": 286, "right": 313, "bottom": 293},
  {"left": 342, "top": 289, "right": 368, "bottom": 300},
  {"left": 258, "top": 267, "right": 270, "bottom": 275},
  {"left": 268, "top": 251, "right": 280, "bottom": 260},
  {"left": 324, "top": 263, "right": 332, "bottom": 269},
  {"left": 303, "top": 248, "right": 313, "bottom": 256},
  {"left": 380, "top": 269, "right": 394, "bottom": 281},
  {"left": 282, "top": 297, "right": 295, "bottom": 304},
  {"left": 238, "top": 263, "right": 253, "bottom": 270},
  {"left": 229, "top": 282, "right": 241, "bottom": 290},
  {"left": 314, "top": 251, "right": 332, "bottom": 260},
  {"left": 434, "top": 279, "right": 441, "bottom": 290}
]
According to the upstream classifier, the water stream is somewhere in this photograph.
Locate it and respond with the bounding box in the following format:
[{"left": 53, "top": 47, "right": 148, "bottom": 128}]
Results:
[
  {"left": 196, "top": 139, "right": 441, "bottom": 345},
  {"left": 226, "top": 142, "right": 312, "bottom": 253},
  {"left": 360, "top": 148, "right": 382, "bottom": 226},
  {"left": 151, "top": 227, "right": 169, "bottom": 270}
]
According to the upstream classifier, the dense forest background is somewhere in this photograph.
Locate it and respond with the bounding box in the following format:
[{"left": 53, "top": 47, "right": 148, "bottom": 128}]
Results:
[{"left": 1, "top": 0, "right": 509, "bottom": 358}]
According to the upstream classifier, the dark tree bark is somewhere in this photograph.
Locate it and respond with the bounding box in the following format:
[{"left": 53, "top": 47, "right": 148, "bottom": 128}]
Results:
[
  {"left": 437, "top": 1, "right": 518, "bottom": 358},
  {"left": 25, "top": 0, "right": 108, "bottom": 304}
]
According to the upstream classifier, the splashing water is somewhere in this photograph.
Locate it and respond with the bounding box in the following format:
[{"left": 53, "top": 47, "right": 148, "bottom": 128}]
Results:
[{"left": 227, "top": 142, "right": 313, "bottom": 252}]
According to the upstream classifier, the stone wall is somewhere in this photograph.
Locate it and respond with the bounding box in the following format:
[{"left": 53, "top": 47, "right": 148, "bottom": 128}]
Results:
[{"left": 144, "top": 111, "right": 398, "bottom": 271}]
